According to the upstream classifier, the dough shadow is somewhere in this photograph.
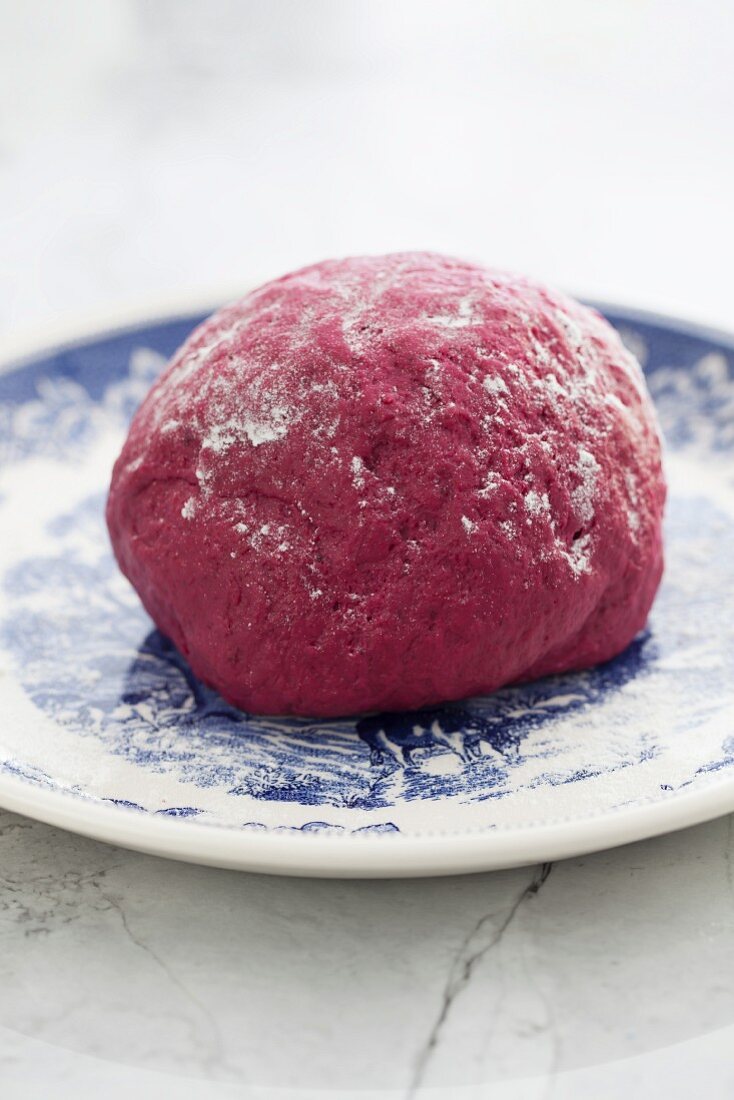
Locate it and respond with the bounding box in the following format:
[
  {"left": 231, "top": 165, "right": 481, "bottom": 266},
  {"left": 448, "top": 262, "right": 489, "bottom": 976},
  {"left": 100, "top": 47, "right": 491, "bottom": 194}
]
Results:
[{"left": 111, "top": 626, "right": 659, "bottom": 815}]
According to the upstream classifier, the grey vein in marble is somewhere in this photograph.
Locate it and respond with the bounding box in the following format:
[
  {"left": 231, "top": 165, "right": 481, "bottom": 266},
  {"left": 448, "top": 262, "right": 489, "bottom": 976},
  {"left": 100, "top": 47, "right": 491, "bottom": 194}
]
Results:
[{"left": 407, "top": 863, "right": 554, "bottom": 1096}]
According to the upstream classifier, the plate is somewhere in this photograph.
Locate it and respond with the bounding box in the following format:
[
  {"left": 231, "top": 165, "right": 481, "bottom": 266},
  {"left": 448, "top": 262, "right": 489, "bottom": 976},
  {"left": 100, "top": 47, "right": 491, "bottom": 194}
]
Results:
[{"left": 0, "top": 303, "right": 733, "bottom": 877}]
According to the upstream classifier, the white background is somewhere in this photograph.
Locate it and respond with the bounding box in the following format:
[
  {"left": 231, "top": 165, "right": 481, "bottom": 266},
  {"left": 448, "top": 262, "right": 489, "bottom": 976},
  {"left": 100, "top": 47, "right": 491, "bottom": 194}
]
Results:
[{"left": 1, "top": 0, "right": 733, "bottom": 341}]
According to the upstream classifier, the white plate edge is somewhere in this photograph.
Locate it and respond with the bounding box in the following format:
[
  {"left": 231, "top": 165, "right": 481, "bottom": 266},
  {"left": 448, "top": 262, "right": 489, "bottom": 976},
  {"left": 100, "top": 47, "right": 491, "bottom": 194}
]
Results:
[{"left": 0, "top": 768, "right": 732, "bottom": 878}]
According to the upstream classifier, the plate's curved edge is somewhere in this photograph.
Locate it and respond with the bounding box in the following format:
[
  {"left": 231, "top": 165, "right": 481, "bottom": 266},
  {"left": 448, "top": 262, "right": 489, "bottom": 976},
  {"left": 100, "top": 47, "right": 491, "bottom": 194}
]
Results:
[
  {"left": 0, "top": 290, "right": 234, "bottom": 375},
  {"left": 2, "top": 296, "right": 734, "bottom": 381},
  {"left": 585, "top": 300, "right": 734, "bottom": 351},
  {"left": 0, "top": 769, "right": 732, "bottom": 878}
]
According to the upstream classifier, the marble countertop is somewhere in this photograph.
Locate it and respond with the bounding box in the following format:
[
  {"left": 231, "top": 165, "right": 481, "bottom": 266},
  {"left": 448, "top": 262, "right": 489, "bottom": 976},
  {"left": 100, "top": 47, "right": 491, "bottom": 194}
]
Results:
[
  {"left": 1, "top": 2, "right": 733, "bottom": 1096},
  {"left": 1, "top": 810, "right": 733, "bottom": 1098}
]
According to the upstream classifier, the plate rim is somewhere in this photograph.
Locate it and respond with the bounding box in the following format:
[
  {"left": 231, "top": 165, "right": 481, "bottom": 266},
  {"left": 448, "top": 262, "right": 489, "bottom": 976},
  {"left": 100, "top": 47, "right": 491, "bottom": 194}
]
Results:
[
  {"left": 1, "top": 297, "right": 733, "bottom": 877},
  {"left": 0, "top": 767, "right": 732, "bottom": 877},
  {"left": 4, "top": 295, "right": 734, "bottom": 378}
]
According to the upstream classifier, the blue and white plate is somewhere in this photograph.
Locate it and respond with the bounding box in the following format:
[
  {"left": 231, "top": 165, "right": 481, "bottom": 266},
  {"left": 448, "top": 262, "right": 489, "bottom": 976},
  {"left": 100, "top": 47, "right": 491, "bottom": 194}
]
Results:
[{"left": 0, "top": 303, "right": 732, "bottom": 877}]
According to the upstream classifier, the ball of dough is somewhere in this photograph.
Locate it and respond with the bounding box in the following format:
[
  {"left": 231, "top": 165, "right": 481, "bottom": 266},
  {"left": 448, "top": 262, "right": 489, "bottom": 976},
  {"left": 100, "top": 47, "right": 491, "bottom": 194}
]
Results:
[{"left": 107, "top": 253, "right": 665, "bottom": 717}]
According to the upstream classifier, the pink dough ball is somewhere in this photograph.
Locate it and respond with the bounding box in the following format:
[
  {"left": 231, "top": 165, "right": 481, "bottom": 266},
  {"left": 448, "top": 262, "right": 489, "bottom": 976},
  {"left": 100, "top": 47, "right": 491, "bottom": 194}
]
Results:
[{"left": 107, "top": 253, "right": 665, "bottom": 717}]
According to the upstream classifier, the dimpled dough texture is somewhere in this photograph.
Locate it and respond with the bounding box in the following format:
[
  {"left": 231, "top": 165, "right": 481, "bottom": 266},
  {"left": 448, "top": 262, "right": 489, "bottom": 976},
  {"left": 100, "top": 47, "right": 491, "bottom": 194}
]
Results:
[{"left": 107, "top": 253, "right": 665, "bottom": 718}]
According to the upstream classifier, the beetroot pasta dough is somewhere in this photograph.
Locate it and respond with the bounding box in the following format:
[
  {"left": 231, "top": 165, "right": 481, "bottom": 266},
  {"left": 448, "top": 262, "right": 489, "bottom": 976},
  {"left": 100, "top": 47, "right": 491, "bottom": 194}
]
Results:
[{"left": 107, "top": 253, "right": 665, "bottom": 717}]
